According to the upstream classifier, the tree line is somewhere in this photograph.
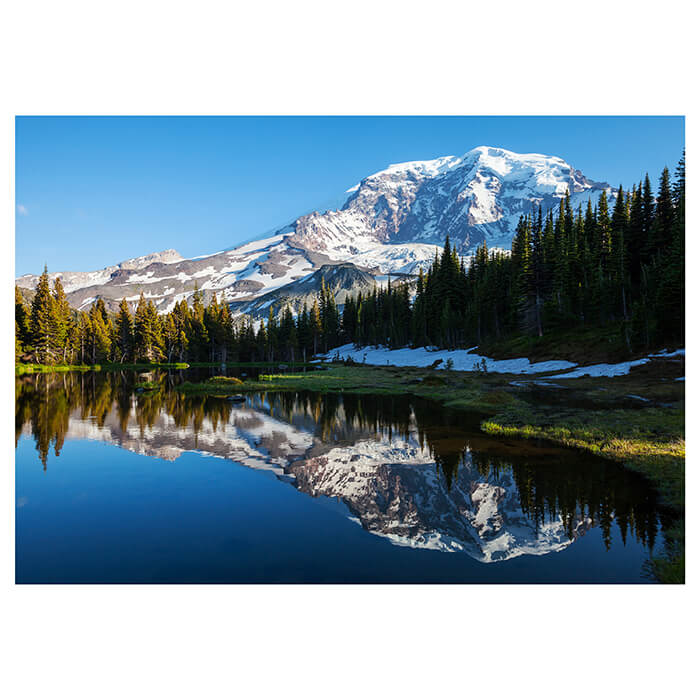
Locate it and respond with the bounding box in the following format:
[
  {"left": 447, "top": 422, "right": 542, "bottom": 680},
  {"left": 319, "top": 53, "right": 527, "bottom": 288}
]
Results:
[
  {"left": 344, "top": 152, "right": 684, "bottom": 352},
  {"left": 15, "top": 274, "right": 344, "bottom": 365},
  {"left": 15, "top": 153, "right": 684, "bottom": 364}
]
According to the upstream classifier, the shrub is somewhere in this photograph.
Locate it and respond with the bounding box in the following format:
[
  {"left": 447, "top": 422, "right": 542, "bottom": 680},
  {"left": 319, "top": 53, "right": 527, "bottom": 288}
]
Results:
[{"left": 207, "top": 376, "right": 244, "bottom": 385}]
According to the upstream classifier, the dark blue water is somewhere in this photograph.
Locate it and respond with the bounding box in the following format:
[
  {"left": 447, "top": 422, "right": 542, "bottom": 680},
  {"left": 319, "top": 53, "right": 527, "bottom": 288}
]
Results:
[{"left": 15, "top": 371, "right": 669, "bottom": 583}]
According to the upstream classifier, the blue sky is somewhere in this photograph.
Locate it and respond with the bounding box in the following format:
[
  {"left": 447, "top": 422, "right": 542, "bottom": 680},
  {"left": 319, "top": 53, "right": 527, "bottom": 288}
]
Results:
[{"left": 15, "top": 116, "right": 684, "bottom": 275}]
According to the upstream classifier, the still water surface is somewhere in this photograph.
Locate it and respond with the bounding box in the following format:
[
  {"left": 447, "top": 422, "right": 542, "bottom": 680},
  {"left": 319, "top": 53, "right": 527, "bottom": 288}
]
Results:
[{"left": 15, "top": 369, "right": 669, "bottom": 583}]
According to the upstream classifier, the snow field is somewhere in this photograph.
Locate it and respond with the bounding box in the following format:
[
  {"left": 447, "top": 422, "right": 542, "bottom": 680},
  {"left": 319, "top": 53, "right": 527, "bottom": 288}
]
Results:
[{"left": 319, "top": 344, "right": 684, "bottom": 378}]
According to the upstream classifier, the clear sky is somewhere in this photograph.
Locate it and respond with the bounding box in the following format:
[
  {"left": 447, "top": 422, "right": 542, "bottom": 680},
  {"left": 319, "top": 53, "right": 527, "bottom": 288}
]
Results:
[{"left": 15, "top": 116, "right": 684, "bottom": 275}]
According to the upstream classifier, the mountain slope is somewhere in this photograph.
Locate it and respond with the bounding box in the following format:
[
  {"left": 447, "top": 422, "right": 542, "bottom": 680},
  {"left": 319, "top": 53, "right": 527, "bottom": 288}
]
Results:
[
  {"left": 233, "top": 262, "right": 415, "bottom": 320},
  {"left": 16, "top": 146, "right": 614, "bottom": 315}
]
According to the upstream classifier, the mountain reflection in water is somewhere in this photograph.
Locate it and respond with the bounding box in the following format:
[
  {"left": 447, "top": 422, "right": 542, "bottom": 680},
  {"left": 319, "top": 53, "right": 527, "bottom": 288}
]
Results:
[{"left": 16, "top": 370, "right": 666, "bottom": 565}]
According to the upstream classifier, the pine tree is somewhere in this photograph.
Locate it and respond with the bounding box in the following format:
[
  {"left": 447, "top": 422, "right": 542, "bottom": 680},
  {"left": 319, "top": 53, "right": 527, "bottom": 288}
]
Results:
[
  {"left": 188, "top": 284, "right": 209, "bottom": 361},
  {"left": 15, "top": 286, "right": 31, "bottom": 356},
  {"left": 218, "top": 301, "right": 233, "bottom": 363},
  {"left": 30, "top": 266, "right": 56, "bottom": 363},
  {"left": 163, "top": 314, "right": 179, "bottom": 363},
  {"left": 146, "top": 300, "right": 164, "bottom": 362},
  {"left": 75, "top": 311, "right": 90, "bottom": 364},
  {"left": 655, "top": 154, "right": 685, "bottom": 343},
  {"left": 115, "top": 298, "right": 134, "bottom": 362},
  {"left": 266, "top": 307, "right": 278, "bottom": 361},
  {"left": 510, "top": 215, "right": 533, "bottom": 333},
  {"left": 297, "top": 303, "right": 311, "bottom": 361},
  {"left": 610, "top": 185, "right": 629, "bottom": 319},
  {"left": 672, "top": 150, "right": 685, "bottom": 207},
  {"left": 641, "top": 174, "right": 656, "bottom": 263},
  {"left": 653, "top": 166, "right": 674, "bottom": 254},
  {"left": 597, "top": 191, "right": 612, "bottom": 278},
  {"left": 15, "top": 321, "right": 23, "bottom": 361},
  {"left": 627, "top": 184, "right": 644, "bottom": 291},
  {"left": 310, "top": 299, "right": 322, "bottom": 356},
  {"left": 52, "top": 277, "right": 72, "bottom": 363},
  {"left": 88, "top": 304, "right": 112, "bottom": 363},
  {"left": 133, "top": 294, "right": 152, "bottom": 362}
]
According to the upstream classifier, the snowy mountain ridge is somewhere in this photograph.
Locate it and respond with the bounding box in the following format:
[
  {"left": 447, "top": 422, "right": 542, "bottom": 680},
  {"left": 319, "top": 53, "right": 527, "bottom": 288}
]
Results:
[
  {"left": 296, "top": 145, "right": 611, "bottom": 256},
  {"left": 16, "top": 146, "right": 614, "bottom": 315}
]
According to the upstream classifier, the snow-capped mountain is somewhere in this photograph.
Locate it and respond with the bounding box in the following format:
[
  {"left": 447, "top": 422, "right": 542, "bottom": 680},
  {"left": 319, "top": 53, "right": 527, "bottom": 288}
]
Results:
[
  {"left": 16, "top": 146, "right": 614, "bottom": 315},
  {"left": 16, "top": 249, "right": 183, "bottom": 297},
  {"left": 288, "top": 146, "right": 611, "bottom": 255}
]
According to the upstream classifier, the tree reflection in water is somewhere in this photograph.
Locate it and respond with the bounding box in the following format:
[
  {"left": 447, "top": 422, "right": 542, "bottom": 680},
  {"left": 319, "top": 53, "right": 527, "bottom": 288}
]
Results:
[{"left": 16, "top": 370, "right": 668, "bottom": 558}]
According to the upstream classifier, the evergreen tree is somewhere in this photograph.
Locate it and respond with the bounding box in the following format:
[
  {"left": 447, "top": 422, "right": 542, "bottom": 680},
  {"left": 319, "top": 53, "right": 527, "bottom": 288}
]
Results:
[
  {"left": 30, "top": 266, "right": 56, "bottom": 363},
  {"left": 52, "top": 278, "right": 72, "bottom": 363},
  {"left": 310, "top": 299, "right": 322, "bottom": 355},
  {"left": 653, "top": 166, "right": 674, "bottom": 253},
  {"left": 610, "top": 185, "right": 629, "bottom": 319},
  {"left": 133, "top": 293, "right": 158, "bottom": 362},
  {"left": 88, "top": 304, "right": 112, "bottom": 363},
  {"left": 115, "top": 298, "right": 134, "bottom": 362},
  {"left": 641, "top": 174, "right": 656, "bottom": 262},
  {"left": 15, "top": 321, "right": 24, "bottom": 361},
  {"left": 15, "top": 286, "right": 31, "bottom": 355}
]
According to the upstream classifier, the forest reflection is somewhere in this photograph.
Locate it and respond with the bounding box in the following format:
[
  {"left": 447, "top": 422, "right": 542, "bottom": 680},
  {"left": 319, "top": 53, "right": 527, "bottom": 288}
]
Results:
[{"left": 16, "top": 370, "right": 668, "bottom": 554}]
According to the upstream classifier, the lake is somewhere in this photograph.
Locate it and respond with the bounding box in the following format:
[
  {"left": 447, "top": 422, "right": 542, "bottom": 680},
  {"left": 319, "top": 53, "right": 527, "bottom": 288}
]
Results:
[{"left": 15, "top": 369, "right": 670, "bottom": 583}]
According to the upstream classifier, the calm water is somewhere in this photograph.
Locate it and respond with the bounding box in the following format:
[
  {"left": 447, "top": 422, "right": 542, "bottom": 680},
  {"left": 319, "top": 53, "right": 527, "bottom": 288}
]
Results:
[{"left": 15, "top": 370, "right": 670, "bottom": 583}]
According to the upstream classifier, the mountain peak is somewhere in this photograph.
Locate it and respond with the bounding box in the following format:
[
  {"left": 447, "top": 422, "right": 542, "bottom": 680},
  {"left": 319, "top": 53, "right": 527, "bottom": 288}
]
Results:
[
  {"left": 119, "top": 249, "right": 183, "bottom": 269},
  {"left": 292, "top": 146, "right": 613, "bottom": 256},
  {"left": 17, "top": 146, "right": 615, "bottom": 316}
]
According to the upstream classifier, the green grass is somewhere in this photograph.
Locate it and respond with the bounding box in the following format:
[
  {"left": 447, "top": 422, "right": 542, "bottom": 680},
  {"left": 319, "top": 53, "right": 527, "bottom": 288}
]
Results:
[
  {"left": 186, "top": 361, "right": 321, "bottom": 368},
  {"left": 16, "top": 363, "right": 94, "bottom": 374},
  {"left": 16, "top": 361, "right": 190, "bottom": 375},
  {"left": 207, "top": 375, "right": 244, "bottom": 385}
]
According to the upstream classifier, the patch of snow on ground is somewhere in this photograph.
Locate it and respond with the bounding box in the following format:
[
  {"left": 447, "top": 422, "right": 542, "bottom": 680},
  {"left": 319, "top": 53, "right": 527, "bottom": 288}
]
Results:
[
  {"left": 649, "top": 349, "right": 685, "bottom": 358},
  {"left": 320, "top": 344, "right": 576, "bottom": 375},
  {"left": 543, "top": 347, "right": 684, "bottom": 378},
  {"left": 547, "top": 358, "right": 650, "bottom": 378},
  {"left": 319, "top": 344, "right": 686, "bottom": 379}
]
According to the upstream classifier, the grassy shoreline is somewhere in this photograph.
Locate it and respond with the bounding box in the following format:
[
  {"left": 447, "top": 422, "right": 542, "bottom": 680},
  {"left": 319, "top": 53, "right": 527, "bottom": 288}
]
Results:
[
  {"left": 16, "top": 361, "right": 192, "bottom": 374},
  {"left": 181, "top": 361, "right": 684, "bottom": 582},
  {"left": 15, "top": 360, "right": 323, "bottom": 375}
]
